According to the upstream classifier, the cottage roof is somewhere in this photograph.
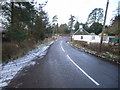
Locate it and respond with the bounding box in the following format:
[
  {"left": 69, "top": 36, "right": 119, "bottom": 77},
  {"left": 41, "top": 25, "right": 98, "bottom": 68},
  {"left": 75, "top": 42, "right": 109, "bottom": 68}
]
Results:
[{"left": 73, "top": 27, "right": 90, "bottom": 35}]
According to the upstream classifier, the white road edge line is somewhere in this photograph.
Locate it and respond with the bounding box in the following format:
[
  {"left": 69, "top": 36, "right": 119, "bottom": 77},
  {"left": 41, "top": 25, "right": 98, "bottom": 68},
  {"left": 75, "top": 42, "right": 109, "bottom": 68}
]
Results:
[
  {"left": 60, "top": 41, "right": 63, "bottom": 46},
  {"left": 66, "top": 55, "right": 100, "bottom": 86},
  {"left": 60, "top": 41, "right": 65, "bottom": 53},
  {"left": 61, "top": 46, "right": 65, "bottom": 53}
]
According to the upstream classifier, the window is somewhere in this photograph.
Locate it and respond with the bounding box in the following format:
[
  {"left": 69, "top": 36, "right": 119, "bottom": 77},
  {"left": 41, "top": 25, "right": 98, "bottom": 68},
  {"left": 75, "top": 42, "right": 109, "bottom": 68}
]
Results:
[
  {"left": 81, "top": 36, "right": 83, "bottom": 39},
  {"left": 92, "top": 36, "right": 95, "bottom": 40},
  {"left": 103, "top": 37, "right": 107, "bottom": 41}
]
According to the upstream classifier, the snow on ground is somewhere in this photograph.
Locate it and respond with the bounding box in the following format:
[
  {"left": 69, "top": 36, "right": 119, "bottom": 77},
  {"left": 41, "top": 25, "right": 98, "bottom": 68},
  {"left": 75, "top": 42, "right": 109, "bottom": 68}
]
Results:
[{"left": 0, "top": 41, "right": 54, "bottom": 88}]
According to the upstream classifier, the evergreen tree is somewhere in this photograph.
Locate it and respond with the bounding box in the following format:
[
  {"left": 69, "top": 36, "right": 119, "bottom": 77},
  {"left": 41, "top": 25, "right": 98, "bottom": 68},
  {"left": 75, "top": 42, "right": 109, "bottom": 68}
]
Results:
[
  {"left": 90, "top": 22, "right": 103, "bottom": 35},
  {"left": 52, "top": 15, "right": 58, "bottom": 35},
  {"left": 87, "top": 8, "right": 104, "bottom": 25},
  {"left": 74, "top": 21, "right": 80, "bottom": 31},
  {"left": 110, "top": 15, "right": 120, "bottom": 35},
  {"left": 58, "top": 24, "right": 68, "bottom": 34},
  {"left": 1, "top": 1, "right": 50, "bottom": 43},
  {"left": 1, "top": 2, "right": 36, "bottom": 42},
  {"left": 68, "top": 15, "right": 75, "bottom": 30}
]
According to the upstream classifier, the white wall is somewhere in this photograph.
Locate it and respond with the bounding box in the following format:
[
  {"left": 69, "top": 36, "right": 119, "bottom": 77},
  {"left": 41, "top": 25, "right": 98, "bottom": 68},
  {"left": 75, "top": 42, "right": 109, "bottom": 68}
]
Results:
[{"left": 72, "top": 35, "right": 115, "bottom": 44}]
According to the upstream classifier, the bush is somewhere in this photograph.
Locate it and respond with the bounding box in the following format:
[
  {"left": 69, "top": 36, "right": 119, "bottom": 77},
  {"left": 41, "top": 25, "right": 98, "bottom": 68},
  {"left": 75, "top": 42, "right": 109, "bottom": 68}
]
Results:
[
  {"left": 73, "top": 40, "right": 88, "bottom": 48},
  {"left": 72, "top": 40, "right": 119, "bottom": 55},
  {"left": 2, "top": 39, "right": 35, "bottom": 62},
  {"left": 6, "top": 29, "right": 28, "bottom": 42},
  {"left": 2, "top": 42, "right": 20, "bottom": 62}
]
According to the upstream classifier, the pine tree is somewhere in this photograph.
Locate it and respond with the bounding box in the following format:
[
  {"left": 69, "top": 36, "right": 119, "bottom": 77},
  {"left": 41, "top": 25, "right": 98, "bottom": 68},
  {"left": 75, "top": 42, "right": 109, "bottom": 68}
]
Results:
[
  {"left": 1, "top": 2, "right": 35, "bottom": 42},
  {"left": 87, "top": 8, "right": 104, "bottom": 25},
  {"left": 68, "top": 15, "right": 75, "bottom": 31},
  {"left": 74, "top": 21, "right": 80, "bottom": 31}
]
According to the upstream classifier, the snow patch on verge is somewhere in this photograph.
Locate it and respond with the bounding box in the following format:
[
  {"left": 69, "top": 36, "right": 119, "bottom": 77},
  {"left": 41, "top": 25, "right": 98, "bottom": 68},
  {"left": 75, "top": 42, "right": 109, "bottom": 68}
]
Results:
[{"left": 0, "top": 41, "right": 54, "bottom": 88}]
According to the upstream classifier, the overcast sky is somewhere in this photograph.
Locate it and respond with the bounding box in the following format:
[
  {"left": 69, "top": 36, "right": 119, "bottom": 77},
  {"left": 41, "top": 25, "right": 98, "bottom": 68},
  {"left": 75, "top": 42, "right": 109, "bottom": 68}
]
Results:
[
  {"left": 0, "top": 0, "right": 119, "bottom": 27},
  {"left": 42, "top": 0, "right": 119, "bottom": 25}
]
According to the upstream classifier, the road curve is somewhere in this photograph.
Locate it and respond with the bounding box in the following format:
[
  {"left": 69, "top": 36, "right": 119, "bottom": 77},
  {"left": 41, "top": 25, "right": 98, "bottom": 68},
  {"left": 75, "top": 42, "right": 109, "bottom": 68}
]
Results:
[{"left": 7, "top": 37, "right": 119, "bottom": 88}]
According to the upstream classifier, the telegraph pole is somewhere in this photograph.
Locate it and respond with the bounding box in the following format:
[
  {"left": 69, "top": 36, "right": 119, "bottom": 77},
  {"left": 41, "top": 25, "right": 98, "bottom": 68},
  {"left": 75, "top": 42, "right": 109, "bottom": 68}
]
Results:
[{"left": 99, "top": 0, "right": 109, "bottom": 52}]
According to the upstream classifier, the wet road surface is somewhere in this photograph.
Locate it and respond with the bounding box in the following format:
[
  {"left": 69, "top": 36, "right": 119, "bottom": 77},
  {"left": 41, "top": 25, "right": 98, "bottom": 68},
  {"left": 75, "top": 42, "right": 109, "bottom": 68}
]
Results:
[{"left": 7, "top": 37, "right": 119, "bottom": 88}]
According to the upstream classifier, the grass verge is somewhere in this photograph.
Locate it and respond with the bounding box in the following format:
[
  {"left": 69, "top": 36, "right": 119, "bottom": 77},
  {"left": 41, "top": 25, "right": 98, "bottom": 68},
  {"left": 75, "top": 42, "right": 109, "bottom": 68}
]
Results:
[
  {"left": 68, "top": 40, "right": 120, "bottom": 65},
  {"left": 2, "top": 37, "right": 55, "bottom": 63}
]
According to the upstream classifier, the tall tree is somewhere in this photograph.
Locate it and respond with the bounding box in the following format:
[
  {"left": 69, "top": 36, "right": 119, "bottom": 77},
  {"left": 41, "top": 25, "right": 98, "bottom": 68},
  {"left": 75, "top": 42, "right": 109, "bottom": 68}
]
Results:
[
  {"left": 74, "top": 21, "right": 80, "bottom": 31},
  {"left": 2, "top": 2, "right": 35, "bottom": 30},
  {"left": 31, "top": 4, "right": 49, "bottom": 42},
  {"left": 1, "top": 1, "right": 50, "bottom": 43},
  {"left": 1, "top": 2, "right": 36, "bottom": 42},
  {"left": 90, "top": 22, "right": 103, "bottom": 35},
  {"left": 109, "top": 15, "right": 120, "bottom": 35},
  {"left": 87, "top": 8, "right": 104, "bottom": 25},
  {"left": 52, "top": 15, "right": 58, "bottom": 24},
  {"left": 52, "top": 15, "right": 58, "bottom": 35},
  {"left": 68, "top": 15, "right": 75, "bottom": 31}
]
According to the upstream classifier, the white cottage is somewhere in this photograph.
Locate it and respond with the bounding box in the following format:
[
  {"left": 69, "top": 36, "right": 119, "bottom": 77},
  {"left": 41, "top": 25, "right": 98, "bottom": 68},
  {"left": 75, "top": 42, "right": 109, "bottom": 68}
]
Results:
[{"left": 72, "top": 25, "right": 115, "bottom": 44}]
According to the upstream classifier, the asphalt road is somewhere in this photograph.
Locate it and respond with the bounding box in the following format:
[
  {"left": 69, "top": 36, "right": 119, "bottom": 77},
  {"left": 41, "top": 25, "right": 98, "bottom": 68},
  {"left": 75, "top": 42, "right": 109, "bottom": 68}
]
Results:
[{"left": 7, "top": 37, "right": 119, "bottom": 88}]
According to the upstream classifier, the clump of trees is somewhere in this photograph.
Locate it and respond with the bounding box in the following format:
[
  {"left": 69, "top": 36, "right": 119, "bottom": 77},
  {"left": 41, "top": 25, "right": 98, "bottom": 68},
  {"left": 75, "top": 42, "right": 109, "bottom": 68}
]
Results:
[
  {"left": 61, "top": 8, "right": 104, "bottom": 35},
  {"left": 87, "top": 8, "right": 104, "bottom": 25},
  {"left": 84, "top": 8, "right": 119, "bottom": 36},
  {"left": 54, "top": 7, "right": 119, "bottom": 37},
  {"left": 58, "top": 15, "right": 75, "bottom": 35},
  {"left": 1, "top": 1, "right": 53, "bottom": 62},
  {"left": 58, "top": 24, "right": 70, "bottom": 34},
  {"left": 1, "top": 1, "right": 52, "bottom": 43},
  {"left": 89, "top": 22, "right": 103, "bottom": 35},
  {"left": 104, "top": 15, "right": 120, "bottom": 36},
  {"left": 86, "top": 8, "right": 104, "bottom": 35}
]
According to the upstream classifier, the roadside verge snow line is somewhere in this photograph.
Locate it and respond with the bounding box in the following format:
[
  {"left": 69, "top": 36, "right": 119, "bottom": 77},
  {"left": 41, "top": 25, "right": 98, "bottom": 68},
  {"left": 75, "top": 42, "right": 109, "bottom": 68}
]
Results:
[
  {"left": 66, "top": 54, "right": 100, "bottom": 86},
  {"left": 0, "top": 41, "right": 54, "bottom": 88}
]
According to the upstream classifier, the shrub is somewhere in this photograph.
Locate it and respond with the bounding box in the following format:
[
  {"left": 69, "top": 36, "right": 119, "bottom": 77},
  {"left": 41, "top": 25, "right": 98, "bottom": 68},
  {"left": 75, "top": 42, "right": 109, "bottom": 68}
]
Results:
[
  {"left": 2, "top": 39, "right": 35, "bottom": 62},
  {"left": 72, "top": 40, "right": 119, "bottom": 55},
  {"left": 2, "top": 42, "right": 20, "bottom": 62}
]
